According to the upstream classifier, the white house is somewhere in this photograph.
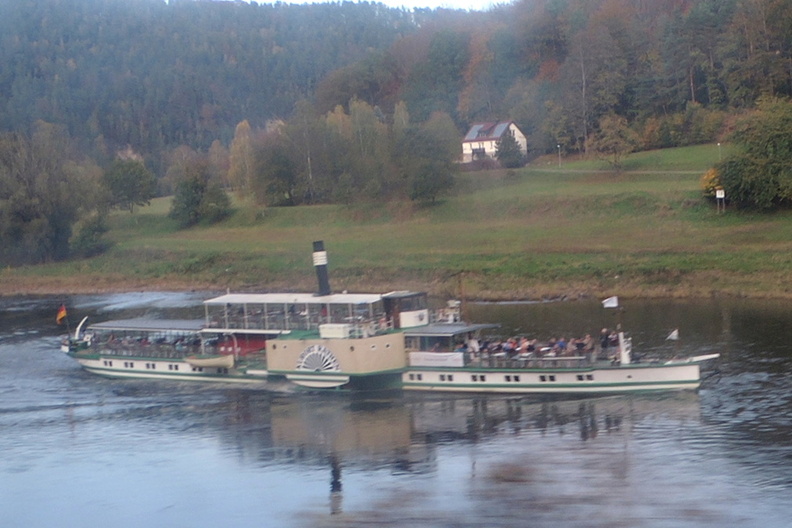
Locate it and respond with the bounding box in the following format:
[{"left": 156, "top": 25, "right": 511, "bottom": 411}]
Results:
[{"left": 461, "top": 121, "right": 527, "bottom": 163}]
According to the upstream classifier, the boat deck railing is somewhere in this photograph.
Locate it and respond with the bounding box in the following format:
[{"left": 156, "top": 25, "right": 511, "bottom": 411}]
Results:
[
  {"left": 80, "top": 339, "right": 266, "bottom": 360},
  {"left": 460, "top": 348, "right": 614, "bottom": 369},
  {"left": 471, "top": 353, "right": 591, "bottom": 369},
  {"left": 206, "top": 313, "right": 394, "bottom": 336}
]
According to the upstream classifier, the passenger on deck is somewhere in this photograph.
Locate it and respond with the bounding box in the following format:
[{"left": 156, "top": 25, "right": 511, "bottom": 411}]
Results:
[
  {"left": 466, "top": 333, "right": 480, "bottom": 355},
  {"left": 556, "top": 336, "right": 567, "bottom": 353},
  {"left": 600, "top": 328, "right": 610, "bottom": 358}
]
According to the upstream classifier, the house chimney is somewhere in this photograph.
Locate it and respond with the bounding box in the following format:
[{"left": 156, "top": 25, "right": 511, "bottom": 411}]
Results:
[{"left": 312, "top": 240, "right": 331, "bottom": 296}]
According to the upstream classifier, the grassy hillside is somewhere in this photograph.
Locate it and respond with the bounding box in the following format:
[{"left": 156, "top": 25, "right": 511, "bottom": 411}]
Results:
[{"left": 4, "top": 144, "right": 792, "bottom": 300}]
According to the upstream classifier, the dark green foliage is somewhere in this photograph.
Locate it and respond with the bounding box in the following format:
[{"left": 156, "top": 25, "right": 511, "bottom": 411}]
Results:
[
  {"left": 70, "top": 214, "right": 110, "bottom": 258},
  {"left": 252, "top": 136, "right": 301, "bottom": 207},
  {"left": 396, "top": 127, "right": 455, "bottom": 204},
  {"left": 403, "top": 30, "right": 471, "bottom": 123},
  {"left": 495, "top": 130, "right": 524, "bottom": 168},
  {"left": 717, "top": 99, "right": 792, "bottom": 210},
  {"left": 0, "top": 0, "right": 423, "bottom": 163},
  {"left": 104, "top": 160, "right": 157, "bottom": 213},
  {"left": 169, "top": 161, "right": 231, "bottom": 228},
  {"left": 0, "top": 125, "right": 100, "bottom": 265}
]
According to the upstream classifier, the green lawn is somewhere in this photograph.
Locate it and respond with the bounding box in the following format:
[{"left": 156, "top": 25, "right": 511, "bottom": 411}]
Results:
[{"left": 5, "top": 143, "right": 792, "bottom": 300}]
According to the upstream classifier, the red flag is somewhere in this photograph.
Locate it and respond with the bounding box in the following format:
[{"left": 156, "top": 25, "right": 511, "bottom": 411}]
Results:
[{"left": 56, "top": 304, "right": 67, "bottom": 325}]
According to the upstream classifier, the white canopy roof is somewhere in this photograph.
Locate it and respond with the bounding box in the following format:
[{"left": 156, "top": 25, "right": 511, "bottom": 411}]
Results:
[{"left": 204, "top": 292, "right": 385, "bottom": 306}]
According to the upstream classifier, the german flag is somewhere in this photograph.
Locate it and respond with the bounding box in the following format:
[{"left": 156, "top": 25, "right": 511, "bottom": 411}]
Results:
[{"left": 56, "top": 304, "right": 67, "bottom": 325}]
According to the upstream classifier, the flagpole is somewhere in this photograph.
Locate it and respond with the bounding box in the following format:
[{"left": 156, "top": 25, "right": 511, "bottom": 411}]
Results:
[{"left": 64, "top": 306, "right": 71, "bottom": 335}]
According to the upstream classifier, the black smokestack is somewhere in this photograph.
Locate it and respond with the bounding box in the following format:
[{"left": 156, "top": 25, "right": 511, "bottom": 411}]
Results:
[{"left": 313, "top": 240, "right": 331, "bottom": 296}]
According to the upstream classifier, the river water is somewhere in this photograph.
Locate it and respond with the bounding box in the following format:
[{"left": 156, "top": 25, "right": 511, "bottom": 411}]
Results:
[{"left": 1, "top": 293, "right": 791, "bottom": 527}]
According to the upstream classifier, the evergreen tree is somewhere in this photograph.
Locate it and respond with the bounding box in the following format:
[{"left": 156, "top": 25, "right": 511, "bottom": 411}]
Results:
[
  {"left": 495, "top": 129, "right": 524, "bottom": 168},
  {"left": 104, "top": 159, "right": 157, "bottom": 213},
  {"left": 169, "top": 161, "right": 231, "bottom": 227}
]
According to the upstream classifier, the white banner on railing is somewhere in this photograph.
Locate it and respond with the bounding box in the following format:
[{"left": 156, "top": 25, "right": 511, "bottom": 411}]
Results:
[{"left": 408, "top": 351, "right": 465, "bottom": 367}]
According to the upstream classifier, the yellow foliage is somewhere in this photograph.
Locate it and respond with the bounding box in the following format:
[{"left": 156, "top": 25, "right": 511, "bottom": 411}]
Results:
[{"left": 700, "top": 168, "right": 721, "bottom": 197}]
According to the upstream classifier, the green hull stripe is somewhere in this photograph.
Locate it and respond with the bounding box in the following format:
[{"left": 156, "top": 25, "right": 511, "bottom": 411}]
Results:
[
  {"left": 82, "top": 365, "right": 266, "bottom": 383},
  {"left": 402, "top": 379, "right": 699, "bottom": 390}
]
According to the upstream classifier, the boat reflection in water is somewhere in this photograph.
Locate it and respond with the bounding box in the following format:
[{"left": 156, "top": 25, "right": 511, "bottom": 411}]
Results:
[{"left": 208, "top": 390, "right": 704, "bottom": 518}]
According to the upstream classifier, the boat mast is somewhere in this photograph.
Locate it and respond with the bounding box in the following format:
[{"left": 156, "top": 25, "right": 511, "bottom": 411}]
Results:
[{"left": 313, "top": 240, "right": 331, "bottom": 297}]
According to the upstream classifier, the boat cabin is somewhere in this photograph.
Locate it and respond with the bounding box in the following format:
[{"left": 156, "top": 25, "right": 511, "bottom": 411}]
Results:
[
  {"left": 82, "top": 319, "right": 207, "bottom": 358},
  {"left": 405, "top": 322, "right": 497, "bottom": 367},
  {"left": 202, "top": 290, "right": 431, "bottom": 338}
]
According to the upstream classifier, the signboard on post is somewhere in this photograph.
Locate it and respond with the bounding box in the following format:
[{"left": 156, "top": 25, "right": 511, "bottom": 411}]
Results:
[{"left": 715, "top": 189, "right": 726, "bottom": 213}]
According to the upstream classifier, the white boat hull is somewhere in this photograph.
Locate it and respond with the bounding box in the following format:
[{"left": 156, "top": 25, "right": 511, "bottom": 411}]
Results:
[
  {"left": 285, "top": 373, "right": 351, "bottom": 388},
  {"left": 185, "top": 354, "right": 235, "bottom": 368},
  {"left": 402, "top": 363, "right": 703, "bottom": 394},
  {"left": 71, "top": 355, "right": 267, "bottom": 384}
]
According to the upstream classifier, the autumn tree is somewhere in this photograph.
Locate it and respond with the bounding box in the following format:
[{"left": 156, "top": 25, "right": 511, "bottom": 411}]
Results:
[
  {"left": 228, "top": 120, "right": 255, "bottom": 195},
  {"left": 589, "top": 114, "right": 640, "bottom": 170}
]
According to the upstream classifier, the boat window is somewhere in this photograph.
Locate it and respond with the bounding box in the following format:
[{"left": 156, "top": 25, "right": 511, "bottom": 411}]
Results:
[
  {"left": 440, "top": 374, "right": 446, "bottom": 381},
  {"left": 479, "top": 375, "right": 486, "bottom": 382},
  {"left": 514, "top": 375, "right": 520, "bottom": 382},
  {"left": 549, "top": 375, "right": 556, "bottom": 382},
  {"left": 587, "top": 374, "right": 594, "bottom": 381},
  {"left": 540, "top": 375, "right": 547, "bottom": 382},
  {"left": 577, "top": 375, "right": 584, "bottom": 381},
  {"left": 505, "top": 375, "right": 511, "bottom": 382},
  {"left": 448, "top": 375, "right": 454, "bottom": 382},
  {"left": 472, "top": 375, "right": 477, "bottom": 381},
  {"left": 387, "top": 293, "right": 427, "bottom": 313},
  {"left": 416, "top": 374, "right": 422, "bottom": 381}
]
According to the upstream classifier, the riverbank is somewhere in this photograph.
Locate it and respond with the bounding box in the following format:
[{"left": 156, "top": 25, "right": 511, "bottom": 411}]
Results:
[{"left": 2, "top": 266, "right": 789, "bottom": 301}]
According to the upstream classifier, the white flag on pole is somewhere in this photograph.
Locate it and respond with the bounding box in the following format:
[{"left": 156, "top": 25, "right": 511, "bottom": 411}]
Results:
[
  {"left": 601, "top": 296, "right": 619, "bottom": 309},
  {"left": 666, "top": 329, "right": 679, "bottom": 341}
]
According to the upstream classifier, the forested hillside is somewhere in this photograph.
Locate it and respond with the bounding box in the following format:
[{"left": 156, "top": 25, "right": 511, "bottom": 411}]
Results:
[
  {"left": 2, "top": 0, "right": 790, "bottom": 164},
  {"left": 2, "top": 0, "right": 792, "bottom": 266},
  {"left": 0, "top": 0, "right": 428, "bottom": 165}
]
